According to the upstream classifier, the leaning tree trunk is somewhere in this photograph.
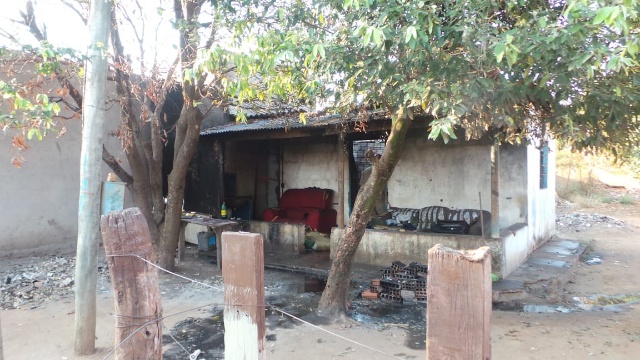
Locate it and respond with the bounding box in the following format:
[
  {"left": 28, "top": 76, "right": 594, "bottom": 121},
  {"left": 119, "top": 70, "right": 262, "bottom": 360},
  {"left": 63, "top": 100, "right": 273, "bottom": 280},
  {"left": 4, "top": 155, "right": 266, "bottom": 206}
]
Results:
[{"left": 318, "top": 110, "right": 413, "bottom": 318}]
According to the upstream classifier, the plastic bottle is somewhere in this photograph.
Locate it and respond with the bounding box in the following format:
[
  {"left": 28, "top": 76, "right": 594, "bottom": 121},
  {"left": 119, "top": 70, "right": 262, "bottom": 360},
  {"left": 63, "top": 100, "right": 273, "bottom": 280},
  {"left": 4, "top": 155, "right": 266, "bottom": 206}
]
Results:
[{"left": 220, "top": 202, "right": 227, "bottom": 219}]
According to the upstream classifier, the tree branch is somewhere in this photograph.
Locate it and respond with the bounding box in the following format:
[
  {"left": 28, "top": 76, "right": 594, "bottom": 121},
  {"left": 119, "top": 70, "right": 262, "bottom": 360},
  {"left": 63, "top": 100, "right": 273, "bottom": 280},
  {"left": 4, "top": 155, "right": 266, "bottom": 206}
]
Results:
[
  {"left": 60, "top": 0, "right": 88, "bottom": 25},
  {"left": 102, "top": 145, "right": 133, "bottom": 185},
  {"left": 19, "top": 1, "right": 45, "bottom": 41},
  {"left": 16, "top": 0, "right": 84, "bottom": 110}
]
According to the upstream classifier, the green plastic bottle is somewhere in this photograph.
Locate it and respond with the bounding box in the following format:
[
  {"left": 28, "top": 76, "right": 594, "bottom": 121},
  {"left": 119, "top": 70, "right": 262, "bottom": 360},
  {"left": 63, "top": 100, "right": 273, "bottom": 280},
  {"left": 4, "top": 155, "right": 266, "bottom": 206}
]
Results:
[{"left": 220, "top": 202, "right": 227, "bottom": 219}]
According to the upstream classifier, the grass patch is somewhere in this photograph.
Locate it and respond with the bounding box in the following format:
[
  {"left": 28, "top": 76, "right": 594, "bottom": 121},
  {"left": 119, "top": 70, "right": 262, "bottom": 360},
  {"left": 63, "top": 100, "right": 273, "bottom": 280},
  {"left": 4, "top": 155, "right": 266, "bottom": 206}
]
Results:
[
  {"left": 557, "top": 176, "right": 608, "bottom": 207},
  {"left": 618, "top": 194, "right": 636, "bottom": 205},
  {"left": 600, "top": 196, "right": 617, "bottom": 204}
]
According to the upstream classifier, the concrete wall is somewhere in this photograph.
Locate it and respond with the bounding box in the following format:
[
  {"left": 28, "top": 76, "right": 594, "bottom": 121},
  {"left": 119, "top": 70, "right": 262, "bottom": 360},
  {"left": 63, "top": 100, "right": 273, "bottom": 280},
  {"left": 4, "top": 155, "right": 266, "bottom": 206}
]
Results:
[
  {"left": 0, "top": 109, "right": 124, "bottom": 257},
  {"left": 242, "top": 221, "right": 306, "bottom": 254},
  {"left": 527, "top": 141, "right": 557, "bottom": 246},
  {"left": 499, "top": 145, "right": 529, "bottom": 227},
  {"left": 500, "top": 223, "right": 530, "bottom": 276},
  {"left": 282, "top": 140, "right": 342, "bottom": 212},
  {"left": 1, "top": 61, "right": 127, "bottom": 257},
  {"left": 389, "top": 138, "right": 531, "bottom": 229},
  {"left": 390, "top": 140, "right": 492, "bottom": 211},
  {"left": 330, "top": 227, "right": 506, "bottom": 276},
  {"left": 279, "top": 137, "right": 532, "bottom": 229}
]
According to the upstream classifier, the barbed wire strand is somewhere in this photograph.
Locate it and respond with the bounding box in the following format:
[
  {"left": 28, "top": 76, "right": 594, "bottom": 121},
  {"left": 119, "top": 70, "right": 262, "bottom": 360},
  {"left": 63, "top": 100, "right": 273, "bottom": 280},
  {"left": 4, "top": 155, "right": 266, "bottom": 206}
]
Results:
[
  {"left": 107, "top": 254, "right": 223, "bottom": 291},
  {"left": 102, "top": 254, "right": 409, "bottom": 360}
]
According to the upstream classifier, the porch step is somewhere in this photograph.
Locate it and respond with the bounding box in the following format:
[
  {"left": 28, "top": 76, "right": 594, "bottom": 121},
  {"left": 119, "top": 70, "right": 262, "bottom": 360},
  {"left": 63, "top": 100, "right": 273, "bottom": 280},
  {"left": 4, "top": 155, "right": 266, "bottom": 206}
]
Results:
[{"left": 492, "top": 238, "right": 587, "bottom": 306}]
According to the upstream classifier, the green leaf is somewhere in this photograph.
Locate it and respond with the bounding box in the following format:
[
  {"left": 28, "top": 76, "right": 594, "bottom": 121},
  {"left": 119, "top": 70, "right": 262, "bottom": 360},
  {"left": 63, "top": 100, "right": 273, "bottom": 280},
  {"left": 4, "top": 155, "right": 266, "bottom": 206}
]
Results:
[
  {"left": 27, "top": 128, "right": 42, "bottom": 140},
  {"left": 363, "top": 27, "right": 372, "bottom": 46},
  {"left": 36, "top": 94, "right": 49, "bottom": 104},
  {"left": 593, "top": 6, "right": 615, "bottom": 25},
  {"left": 371, "top": 27, "right": 383, "bottom": 46},
  {"left": 405, "top": 26, "right": 417, "bottom": 43},
  {"left": 494, "top": 43, "right": 506, "bottom": 63},
  {"left": 537, "top": 16, "right": 547, "bottom": 28},
  {"left": 318, "top": 44, "right": 325, "bottom": 58}
]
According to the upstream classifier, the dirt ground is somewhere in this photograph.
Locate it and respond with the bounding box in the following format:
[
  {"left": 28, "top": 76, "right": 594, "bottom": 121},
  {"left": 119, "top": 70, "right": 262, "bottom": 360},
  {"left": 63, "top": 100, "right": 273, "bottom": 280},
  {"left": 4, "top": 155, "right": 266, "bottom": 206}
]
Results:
[{"left": 2, "top": 190, "right": 640, "bottom": 359}]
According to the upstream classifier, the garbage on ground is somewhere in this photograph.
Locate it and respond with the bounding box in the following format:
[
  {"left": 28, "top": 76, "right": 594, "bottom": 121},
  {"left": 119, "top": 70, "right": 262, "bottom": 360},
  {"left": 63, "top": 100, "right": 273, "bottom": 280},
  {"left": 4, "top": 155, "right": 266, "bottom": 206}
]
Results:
[
  {"left": 573, "top": 293, "right": 640, "bottom": 311},
  {"left": 0, "top": 256, "right": 110, "bottom": 309},
  {"left": 361, "top": 261, "right": 428, "bottom": 304},
  {"left": 585, "top": 257, "right": 603, "bottom": 265},
  {"left": 304, "top": 231, "right": 331, "bottom": 252},
  {"left": 556, "top": 212, "right": 627, "bottom": 232}
]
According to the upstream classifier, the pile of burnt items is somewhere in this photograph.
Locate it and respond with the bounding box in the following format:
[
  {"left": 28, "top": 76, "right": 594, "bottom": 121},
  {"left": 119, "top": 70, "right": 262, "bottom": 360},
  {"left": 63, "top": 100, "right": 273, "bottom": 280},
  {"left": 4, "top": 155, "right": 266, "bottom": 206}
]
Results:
[{"left": 361, "top": 261, "right": 428, "bottom": 303}]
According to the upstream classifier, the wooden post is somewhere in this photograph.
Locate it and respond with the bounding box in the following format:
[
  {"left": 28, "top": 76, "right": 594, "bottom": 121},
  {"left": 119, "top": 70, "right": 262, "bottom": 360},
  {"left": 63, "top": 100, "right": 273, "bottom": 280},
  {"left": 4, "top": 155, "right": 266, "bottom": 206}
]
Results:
[
  {"left": 101, "top": 208, "right": 162, "bottom": 359},
  {"left": 222, "top": 232, "right": 266, "bottom": 360},
  {"left": 490, "top": 144, "right": 500, "bottom": 238},
  {"left": 337, "top": 132, "right": 346, "bottom": 228},
  {"left": 427, "top": 244, "right": 492, "bottom": 360}
]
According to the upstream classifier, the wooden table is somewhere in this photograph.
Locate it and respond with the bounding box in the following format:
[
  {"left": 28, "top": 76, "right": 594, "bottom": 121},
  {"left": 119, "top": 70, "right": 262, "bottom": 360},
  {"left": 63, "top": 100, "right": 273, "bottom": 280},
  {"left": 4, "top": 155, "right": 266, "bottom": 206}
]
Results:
[{"left": 178, "top": 216, "right": 239, "bottom": 270}]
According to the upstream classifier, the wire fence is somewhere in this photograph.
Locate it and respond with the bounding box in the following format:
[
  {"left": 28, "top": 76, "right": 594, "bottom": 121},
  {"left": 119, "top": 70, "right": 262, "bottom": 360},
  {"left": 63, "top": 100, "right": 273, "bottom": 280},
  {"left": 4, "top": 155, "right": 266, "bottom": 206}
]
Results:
[{"left": 102, "top": 254, "right": 411, "bottom": 360}]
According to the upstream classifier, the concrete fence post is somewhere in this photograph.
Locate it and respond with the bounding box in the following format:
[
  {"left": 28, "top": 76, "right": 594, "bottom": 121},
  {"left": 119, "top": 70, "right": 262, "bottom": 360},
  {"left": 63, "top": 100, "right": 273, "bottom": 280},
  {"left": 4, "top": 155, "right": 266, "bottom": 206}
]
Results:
[{"left": 222, "top": 232, "right": 266, "bottom": 360}]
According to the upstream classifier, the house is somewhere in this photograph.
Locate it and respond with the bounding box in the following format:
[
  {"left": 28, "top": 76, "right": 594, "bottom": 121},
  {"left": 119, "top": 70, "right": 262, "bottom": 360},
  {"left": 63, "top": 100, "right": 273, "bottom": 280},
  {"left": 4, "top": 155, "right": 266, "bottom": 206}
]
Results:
[{"left": 187, "top": 109, "right": 556, "bottom": 278}]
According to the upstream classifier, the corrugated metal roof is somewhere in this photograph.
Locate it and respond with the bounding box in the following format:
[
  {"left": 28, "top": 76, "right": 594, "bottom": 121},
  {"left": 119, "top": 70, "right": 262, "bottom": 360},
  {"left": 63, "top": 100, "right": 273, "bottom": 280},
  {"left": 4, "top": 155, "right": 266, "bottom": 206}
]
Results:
[
  {"left": 200, "top": 109, "right": 389, "bottom": 136},
  {"left": 227, "top": 101, "right": 309, "bottom": 118},
  {"left": 200, "top": 112, "right": 344, "bottom": 135}
]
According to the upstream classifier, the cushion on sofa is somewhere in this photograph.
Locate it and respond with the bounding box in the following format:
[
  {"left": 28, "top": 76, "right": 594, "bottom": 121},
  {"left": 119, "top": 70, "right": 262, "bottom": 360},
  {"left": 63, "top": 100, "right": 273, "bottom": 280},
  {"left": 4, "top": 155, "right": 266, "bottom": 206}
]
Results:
[{"left": 278, "top": 188, "right": 332, "bottom": 209}]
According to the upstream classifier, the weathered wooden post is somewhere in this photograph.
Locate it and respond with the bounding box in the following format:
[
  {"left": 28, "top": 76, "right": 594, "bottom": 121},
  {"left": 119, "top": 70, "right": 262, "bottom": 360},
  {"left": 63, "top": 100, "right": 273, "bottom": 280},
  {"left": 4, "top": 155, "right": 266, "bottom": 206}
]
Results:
[
  {"left": 101, "top": 207, "right": 162, "bottom": 359},
  {"left": 426, "top": 244, "right": 492, "bottom": 360},
  {"left": 222, "top": 232, "right": 266, "bottom": 360}
]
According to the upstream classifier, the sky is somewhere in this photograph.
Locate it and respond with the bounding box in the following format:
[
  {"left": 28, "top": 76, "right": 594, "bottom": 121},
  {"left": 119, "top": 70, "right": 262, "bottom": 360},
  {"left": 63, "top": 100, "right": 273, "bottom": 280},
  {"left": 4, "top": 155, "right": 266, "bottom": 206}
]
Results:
[
  {"left": 0, "top": 0, "right": 88, "bottom": 50},
  {"left": 0, "top": 0, "right": 180, "bottom": 73}
]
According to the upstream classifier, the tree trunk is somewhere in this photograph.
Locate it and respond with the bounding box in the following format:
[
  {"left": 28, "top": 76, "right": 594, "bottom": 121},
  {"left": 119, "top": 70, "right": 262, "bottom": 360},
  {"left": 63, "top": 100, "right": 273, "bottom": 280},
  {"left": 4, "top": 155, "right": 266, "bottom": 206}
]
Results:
[
  {"left": 318, "top": 109, "right": 413, "bottom": 318},
  {"left": 155, "top": 0, "right": 204, "bottom": 270},
  {"left": 74, "top": 0, "right": 112, "bottom": 355},
  {"left": 109, "top": 5, "right": 165, "bottom": 256},
  {"left": 157, "top": 105, "right": 203, "bottom": 270}
]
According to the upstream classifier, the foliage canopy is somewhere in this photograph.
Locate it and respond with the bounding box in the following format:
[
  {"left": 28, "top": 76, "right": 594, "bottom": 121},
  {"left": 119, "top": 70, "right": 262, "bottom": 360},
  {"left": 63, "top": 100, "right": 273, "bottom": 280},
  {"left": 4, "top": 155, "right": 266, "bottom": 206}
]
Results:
[{"left": 228, "top": 0, "right": 639, "bottom": 156}]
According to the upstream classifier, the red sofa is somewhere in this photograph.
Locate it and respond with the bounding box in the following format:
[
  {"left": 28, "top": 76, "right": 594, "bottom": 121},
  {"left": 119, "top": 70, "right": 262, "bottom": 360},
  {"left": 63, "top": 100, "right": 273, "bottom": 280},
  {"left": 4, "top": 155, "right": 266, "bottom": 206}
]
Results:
[{"left": 262, "top": 188, "right": 337, "bottom": 233}]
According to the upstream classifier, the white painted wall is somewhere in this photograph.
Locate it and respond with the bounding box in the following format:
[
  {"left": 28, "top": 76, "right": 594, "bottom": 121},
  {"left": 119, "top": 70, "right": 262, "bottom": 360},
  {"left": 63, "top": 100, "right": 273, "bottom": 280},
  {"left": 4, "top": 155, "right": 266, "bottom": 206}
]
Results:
[
  {"left": 0, "top": 67, "right": 126, "bottom": 257},
  {"left": 499, "top": 145, "right": 529, "bottom": 227},
  {"left": 527, "top": 140, "right": 557, "bottom": 246},
  {"left": 501, "top": 224, "right": 530, "bottom": 277},
  {"left": 282, "top": 140, "right": 341, "bottom": 211},
  {"left": 389, "top": 140, "right": 492, "bottom": 212}
]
